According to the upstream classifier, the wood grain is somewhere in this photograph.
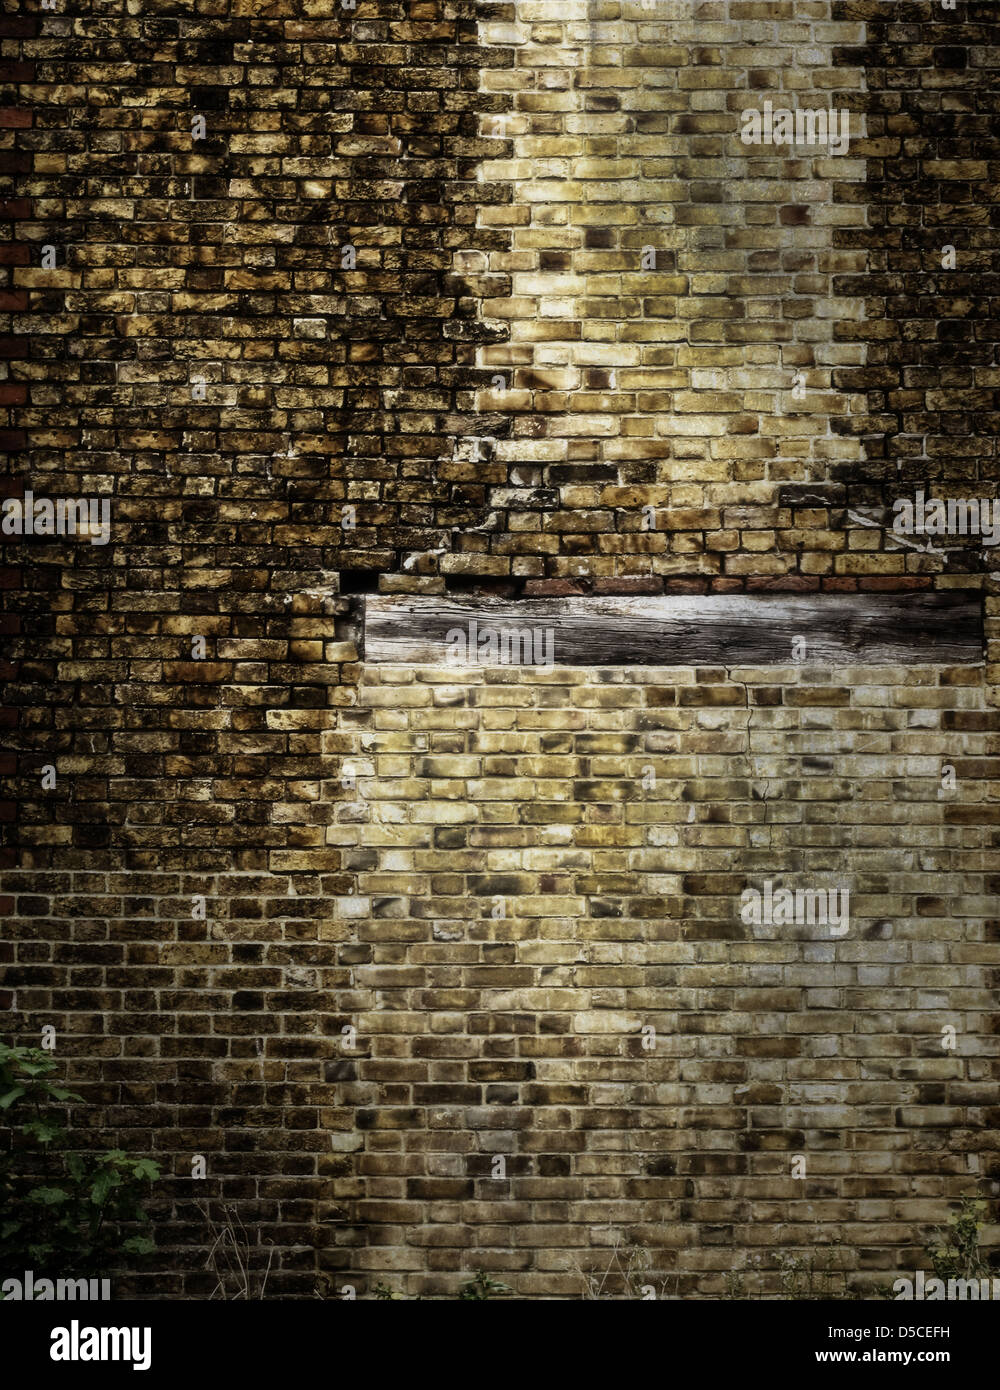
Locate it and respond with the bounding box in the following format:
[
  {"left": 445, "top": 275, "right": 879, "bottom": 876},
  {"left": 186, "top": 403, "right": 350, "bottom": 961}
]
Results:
[{"left": 364, "top": 593, "right": 982, "bottom": 666}]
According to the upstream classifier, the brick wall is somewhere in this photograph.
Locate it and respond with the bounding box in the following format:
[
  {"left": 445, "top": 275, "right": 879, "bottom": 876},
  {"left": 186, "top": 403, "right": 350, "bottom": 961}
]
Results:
[
  {"left": 345, "top": 659, "right": 997, "bottom": 1296},
  {"left": 1, "top": 0, "right": 998, "bottom": 1298},
  {"left": 475, "top": 0, "right": 869, "bottom": 590}
]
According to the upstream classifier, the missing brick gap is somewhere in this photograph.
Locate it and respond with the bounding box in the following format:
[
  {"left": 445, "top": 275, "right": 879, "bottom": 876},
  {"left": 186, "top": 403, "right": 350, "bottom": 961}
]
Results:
[{"left": 338, "top": 569, "right": 382, "bottom": 595}]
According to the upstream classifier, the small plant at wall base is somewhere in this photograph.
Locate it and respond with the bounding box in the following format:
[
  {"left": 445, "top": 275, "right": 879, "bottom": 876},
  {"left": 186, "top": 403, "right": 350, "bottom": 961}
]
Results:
[
  {"left": 578, "top": 1235, "right": 678, "bottom": 1300},
  {"left": 721, "top": 1200, "right": 996, "bottom": 1300},
  {"left": 926, "top": 1198, "right": 994, "bottom": 1283},
  {"left": 198, "top": 1201, "right": 274, "bottom": 1300},
  {"left": 365, "top": 1271, "right": 510, "bottom": 1300},
  {"left": 458, "top": 1270, "right": 512, "bottom": 1300},
  {"left": 0, "top": 1044, "right": 160, "bottom": 1278},
  {"left": 372, "top": 1281, "right": 414, "bottom": 1301}
]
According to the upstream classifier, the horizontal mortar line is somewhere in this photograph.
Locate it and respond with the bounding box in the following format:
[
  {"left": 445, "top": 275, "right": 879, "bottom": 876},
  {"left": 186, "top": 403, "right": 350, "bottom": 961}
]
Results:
[{"left": 363, "top": 593, "right": 983, "bottom": 668}]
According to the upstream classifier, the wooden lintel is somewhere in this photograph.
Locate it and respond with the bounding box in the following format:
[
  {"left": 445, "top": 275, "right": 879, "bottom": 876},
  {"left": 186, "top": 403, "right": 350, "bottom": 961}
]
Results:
[{"left": 363, "top": 592, "right": 982, "bottom": 667}]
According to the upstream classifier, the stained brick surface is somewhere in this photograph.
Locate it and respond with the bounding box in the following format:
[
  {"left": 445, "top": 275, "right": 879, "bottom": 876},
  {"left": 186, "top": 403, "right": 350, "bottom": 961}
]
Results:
[{"left": 1, "top": 0, "right": 998, "bottom": 1298}]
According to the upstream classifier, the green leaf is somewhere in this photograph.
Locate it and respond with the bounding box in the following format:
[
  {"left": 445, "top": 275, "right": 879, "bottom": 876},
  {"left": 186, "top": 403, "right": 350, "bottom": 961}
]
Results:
[
  {"left": 0, "top": 1086, "right": 25, "bottom": 1110},
  {"left": 89, "top": 1169, "right": 120, "bottom": 1206},
  {"left": 122, "top": 1235, "right": 155, "bottom": 1256},
  {"left": 27, "top": 1187, "right": 70, "bottom": 1207},
  {"left": 130, "top": 1159, "right": 160, "bottom": 1182},
  {"left": 20, "top": 1119, "right": 63, "bottom": 1144},
  {"left": 17, "top": 1060, "right": 53, "bottom": 1078}
]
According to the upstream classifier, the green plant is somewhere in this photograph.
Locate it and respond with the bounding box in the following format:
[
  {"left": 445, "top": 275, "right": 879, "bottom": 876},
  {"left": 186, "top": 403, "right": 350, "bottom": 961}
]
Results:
[
  {"left": 775, "top": 1249, "right": 846, "bottom": 1300},
  {"left": 723, "top": 1248, "right": 872, "bottom": 1301},
  {"left": 926, "top": 1197, "right": 992, "bottom": 1283},
  {"left": 458, "top": 1270, "right": 511, "bottom": 1300},
  {"left": 372, "top": 1281, "right": 411, "bottom": 1300},
  {"left": 0, "top": 1043, "right": 160, "bottom": 1276},
  {"left": 364, "top": 1270, "right": 509, "bottom": 1300}
]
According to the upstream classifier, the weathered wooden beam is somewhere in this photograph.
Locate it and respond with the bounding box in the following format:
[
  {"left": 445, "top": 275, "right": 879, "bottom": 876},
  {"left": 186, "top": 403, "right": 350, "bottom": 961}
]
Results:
[{"left": 364, "top": 592, "right": 982, "bottom": 666}]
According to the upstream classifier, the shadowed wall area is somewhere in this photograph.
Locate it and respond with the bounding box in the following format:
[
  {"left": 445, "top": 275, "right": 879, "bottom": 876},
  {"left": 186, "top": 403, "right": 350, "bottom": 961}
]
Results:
[{"left": 1, "top": 0, "right": 998, "bottom": 1298}]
